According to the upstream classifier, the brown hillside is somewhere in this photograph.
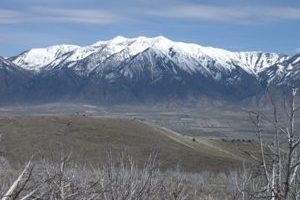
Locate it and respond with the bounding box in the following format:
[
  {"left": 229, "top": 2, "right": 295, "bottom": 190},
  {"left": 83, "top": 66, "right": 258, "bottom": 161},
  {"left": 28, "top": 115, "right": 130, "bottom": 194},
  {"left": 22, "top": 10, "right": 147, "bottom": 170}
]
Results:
[{"left": 0, "top": 115, "right": 258, "bottom": 172}]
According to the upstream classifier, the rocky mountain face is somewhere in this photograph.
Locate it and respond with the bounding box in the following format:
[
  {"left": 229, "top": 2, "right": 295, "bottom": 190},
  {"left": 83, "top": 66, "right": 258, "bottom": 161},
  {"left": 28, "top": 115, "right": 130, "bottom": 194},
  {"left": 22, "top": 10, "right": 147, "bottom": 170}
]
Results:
[
  {"left": 0, "top": 56, "right": 32, "bottom": 103},
  {"left": 1, "top": 36, "right": 299, "bottom": 105},
  {"left": 259, "top": 54, "right": 300, "bottom": 87}
]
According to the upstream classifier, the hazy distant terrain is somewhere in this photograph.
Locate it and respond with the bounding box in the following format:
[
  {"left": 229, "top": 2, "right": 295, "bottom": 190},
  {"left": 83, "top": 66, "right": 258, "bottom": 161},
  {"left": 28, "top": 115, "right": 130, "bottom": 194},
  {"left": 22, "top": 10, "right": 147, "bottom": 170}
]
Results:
[{"left": 0, "top": 103, "right": 292, "bottom": 140}]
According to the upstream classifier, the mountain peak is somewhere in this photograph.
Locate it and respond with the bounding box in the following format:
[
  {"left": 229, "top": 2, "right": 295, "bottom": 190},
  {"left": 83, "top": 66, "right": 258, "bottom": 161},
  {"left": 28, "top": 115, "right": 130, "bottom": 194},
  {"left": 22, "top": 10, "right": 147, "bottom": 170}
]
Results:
[
  {"left": 9, "top": 36, "right": 290, "bottom": 74},
  {"left": 11, "top": 44, "right": 80, "bottom": 71},
  {"left": 1, "top": 36, "right": 300, "bottom": 104},
  {"left": 110, "top": 35, "right": 129, "bottom": 43}
]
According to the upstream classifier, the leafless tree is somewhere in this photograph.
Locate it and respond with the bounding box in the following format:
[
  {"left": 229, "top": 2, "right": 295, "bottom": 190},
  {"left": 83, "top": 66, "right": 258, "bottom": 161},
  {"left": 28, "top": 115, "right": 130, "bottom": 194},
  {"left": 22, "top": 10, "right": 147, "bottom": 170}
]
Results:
[
  {"left": 1, "top": 160, "right": 36, "bottom": 200},
  {"left": 248, "top": 86, "right": 300, "bottom": 200}
]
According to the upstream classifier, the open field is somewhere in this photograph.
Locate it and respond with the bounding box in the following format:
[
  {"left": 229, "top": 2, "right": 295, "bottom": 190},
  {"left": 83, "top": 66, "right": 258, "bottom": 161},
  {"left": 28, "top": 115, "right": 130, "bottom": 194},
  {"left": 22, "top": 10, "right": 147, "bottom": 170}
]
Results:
[
  {"left": 0, "top": 115, "right": 260, "bottom": 172},
  {"left": 1, "top": 104, "right": 299, "bottom": 199},
  {"left": 2, "top": 103, "right": 299, "bottom": 140}
]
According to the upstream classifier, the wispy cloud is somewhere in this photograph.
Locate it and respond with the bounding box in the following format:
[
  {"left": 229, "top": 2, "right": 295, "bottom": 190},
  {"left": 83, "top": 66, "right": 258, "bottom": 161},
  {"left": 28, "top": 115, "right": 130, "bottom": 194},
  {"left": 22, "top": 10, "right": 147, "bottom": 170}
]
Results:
[
  {"left": 144, "top": 5, "right": 249, "bottom": 23},
  {"left": 0, "top": 7, "right": 122, "bottom": 24},
  {"left": 1, "top": 1, "right": 300, "bottom": 25},
  {"left": 143, "top": 2, "right": 300, "bottom": 24},
  {"left": 33, "top": 7, "right": 122, "bottom": 24},
  {"left": 0, "top": 9, "right": 28, "bottom": 24},
  {"left": 296, "top": 48, "right": 300, "bottom": 53}
]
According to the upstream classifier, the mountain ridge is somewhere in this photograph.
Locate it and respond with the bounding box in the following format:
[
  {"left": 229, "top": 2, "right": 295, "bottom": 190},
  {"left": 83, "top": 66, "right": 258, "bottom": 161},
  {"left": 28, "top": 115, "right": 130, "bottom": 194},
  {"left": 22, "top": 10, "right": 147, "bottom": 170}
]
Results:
[
  {"left": 9, "top": 36, "right": 289, "bottom": 75},
  {"left": 1, "top": 36, "right": 299, "bottom": 104}
]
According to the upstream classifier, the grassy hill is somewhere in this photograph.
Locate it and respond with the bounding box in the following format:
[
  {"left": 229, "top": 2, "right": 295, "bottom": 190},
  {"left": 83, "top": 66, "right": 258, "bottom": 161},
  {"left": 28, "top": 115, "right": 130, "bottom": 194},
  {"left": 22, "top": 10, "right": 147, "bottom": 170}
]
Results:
[{"left": 0, "top": 115, "right": 260, "bottom": 172}]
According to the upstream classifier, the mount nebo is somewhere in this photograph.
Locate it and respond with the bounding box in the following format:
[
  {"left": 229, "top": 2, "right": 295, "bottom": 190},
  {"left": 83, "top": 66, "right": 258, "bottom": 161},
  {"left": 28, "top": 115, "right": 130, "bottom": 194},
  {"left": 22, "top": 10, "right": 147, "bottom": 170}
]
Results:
[{"left": 1, "top": 36, "right": 300, "bottom": 104}]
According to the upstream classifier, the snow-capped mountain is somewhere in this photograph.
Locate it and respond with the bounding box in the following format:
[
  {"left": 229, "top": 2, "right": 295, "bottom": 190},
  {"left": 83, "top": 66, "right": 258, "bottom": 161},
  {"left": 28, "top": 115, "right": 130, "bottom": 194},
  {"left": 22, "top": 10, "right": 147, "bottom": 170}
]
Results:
[
  {"left": 259, "top": 54, "right": 300, "bottom": 87},
  {"left": 10, "top": 36, "right": 288, "bottom": 76},
  {"left": 10, "top": 44, "right": 80, "bottom": 71},
  {"left": 1, "top": 36, "right": 299, "bottom": 104}
]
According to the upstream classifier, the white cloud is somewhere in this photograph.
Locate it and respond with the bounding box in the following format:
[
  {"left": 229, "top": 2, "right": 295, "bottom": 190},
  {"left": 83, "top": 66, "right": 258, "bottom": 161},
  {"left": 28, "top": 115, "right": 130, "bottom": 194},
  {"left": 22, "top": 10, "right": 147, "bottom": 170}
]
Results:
[
  {"left": 143, "top": 3, "right": 300, "bottom": 24},
  {"left": 0, "top": 7, "right": 122, "bottom": 24},
  {"left": 32, "top": 7, "right": 122, "bottom": 24},
  {"left": 1, "top": 1, "right": 300, "bottom": 25},
  {"left": 145, "top": 5, "right": 248, "bottom": 23},
  {"left": 296, "top": 48, "right": 300, "bottom": 53},
  {"left": 0, "top": 9, "right": 28, "bottom": 24}
]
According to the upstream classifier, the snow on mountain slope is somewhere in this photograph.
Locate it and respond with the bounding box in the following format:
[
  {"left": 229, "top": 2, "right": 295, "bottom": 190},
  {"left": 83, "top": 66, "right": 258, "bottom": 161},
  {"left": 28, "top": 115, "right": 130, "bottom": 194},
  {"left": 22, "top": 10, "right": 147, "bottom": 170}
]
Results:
[
  {"left": 10, "top": 36, "right": 289, "bottom": 79},
  {"left": 11, "top": 44, "right": 80, "bottom": 71},
  {"left": 2, "top": 37, "right": 300, "bottom": 104},
  {"left": 0, "top": 56, "right": 13, "bottom": 68},
  {"left": 236, "top": 52, "right": 288, "bottom": 74},
  {"left": 259, "top": 54, "right": 300, "bottom": 86},
  {"left": 0, "top": 56, "right": 28, "bottom": 73}
]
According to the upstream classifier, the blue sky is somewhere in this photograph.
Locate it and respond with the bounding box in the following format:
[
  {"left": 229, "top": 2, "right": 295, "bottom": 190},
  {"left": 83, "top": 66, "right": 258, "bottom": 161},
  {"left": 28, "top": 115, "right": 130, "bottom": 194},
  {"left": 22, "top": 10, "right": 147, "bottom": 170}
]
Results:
[{"left": 0, "top": 0, "right": 300, "bottom": 57}]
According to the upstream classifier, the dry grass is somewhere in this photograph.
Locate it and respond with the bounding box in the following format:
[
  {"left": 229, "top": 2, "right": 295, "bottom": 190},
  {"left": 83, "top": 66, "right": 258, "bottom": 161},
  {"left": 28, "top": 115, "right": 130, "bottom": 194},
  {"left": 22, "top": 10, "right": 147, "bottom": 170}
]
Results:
[{"left": 0, "top": 115, "right": 258, "bottom": 172}]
